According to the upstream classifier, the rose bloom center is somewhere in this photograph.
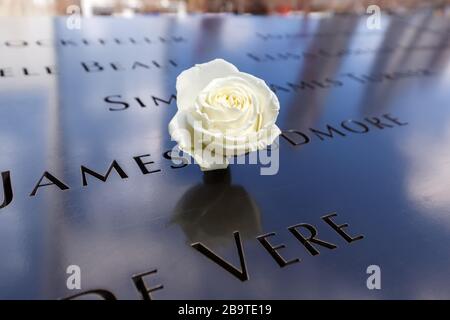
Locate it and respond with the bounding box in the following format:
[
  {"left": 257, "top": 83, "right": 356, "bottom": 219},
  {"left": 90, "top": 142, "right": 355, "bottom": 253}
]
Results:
[
  {"left": 194, "top": 77, "right": 262, "bottom": 132},
  {"left": 208, "top": 86, "right": 251, "bottom": 111}
]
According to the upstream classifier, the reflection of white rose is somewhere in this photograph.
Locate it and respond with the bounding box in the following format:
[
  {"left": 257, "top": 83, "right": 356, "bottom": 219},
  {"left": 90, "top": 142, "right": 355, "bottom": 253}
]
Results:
[{"left": 168, "top": 59, "right": 281, "bottom": 171}]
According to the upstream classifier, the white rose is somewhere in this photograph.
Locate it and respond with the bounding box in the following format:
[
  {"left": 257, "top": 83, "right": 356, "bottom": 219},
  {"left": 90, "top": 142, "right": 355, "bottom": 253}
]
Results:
[{"left": 168, "top": 59, "right": 281, "bottom": 171}]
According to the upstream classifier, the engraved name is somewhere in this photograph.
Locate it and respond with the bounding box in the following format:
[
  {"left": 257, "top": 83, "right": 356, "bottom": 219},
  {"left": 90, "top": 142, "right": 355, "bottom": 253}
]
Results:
[
  {"left": 62, "top": 212, "right": 363, "bottom": 300},
  {"left": 0, "top": 114, "right": 407, "bottom": 211}
]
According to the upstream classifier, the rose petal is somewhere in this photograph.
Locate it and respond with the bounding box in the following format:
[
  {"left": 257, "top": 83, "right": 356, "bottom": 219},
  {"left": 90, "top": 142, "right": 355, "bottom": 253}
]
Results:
[
  {"left": 237, "top": 72, "right": 280, "bottom": 128},
  {"left": 168, "top": 110, "right": 193, "bottom": 151},
  {"left": 197, "top": 154, "right": 229, "bottom": 171},
  {"left": 176, "top": 59, "right": 239, "bottom": 110},
  {"left": 206, "top": 124, "right": 281, "bottom": 157}
]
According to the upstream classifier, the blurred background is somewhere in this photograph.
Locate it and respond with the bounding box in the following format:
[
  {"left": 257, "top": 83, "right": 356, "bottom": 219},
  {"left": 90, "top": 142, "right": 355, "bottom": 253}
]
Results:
[{"left": 0, "top": 0, "right": 449, "bottom": 17}]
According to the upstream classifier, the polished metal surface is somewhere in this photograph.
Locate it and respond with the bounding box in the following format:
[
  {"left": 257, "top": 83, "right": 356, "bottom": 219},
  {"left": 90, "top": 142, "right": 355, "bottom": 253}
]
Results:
[{"left": 0, "top": 13, "right": 450, "bottom": 299}]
